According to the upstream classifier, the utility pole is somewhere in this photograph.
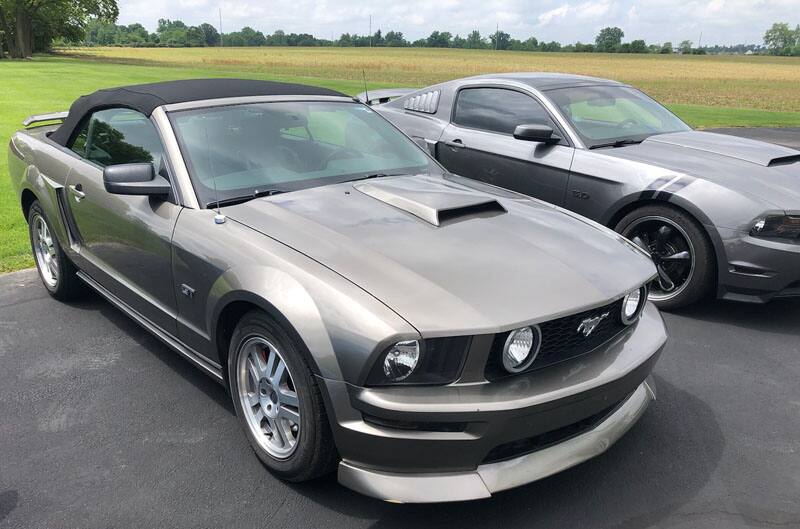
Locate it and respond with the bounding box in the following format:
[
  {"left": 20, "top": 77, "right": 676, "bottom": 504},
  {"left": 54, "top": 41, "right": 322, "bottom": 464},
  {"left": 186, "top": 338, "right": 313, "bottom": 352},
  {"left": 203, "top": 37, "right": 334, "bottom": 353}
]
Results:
[
  {"left": 495, "top": 22, "right": 499, "bottom": 51},
  {"left": 698, "top": 31, "right": 702, "bottom": 50},
  {"left": 369, "top": 14, "right": 372, "bottom": 47},
  {"left": 219, "top": 7, "right": 223, "bottom": 47}
]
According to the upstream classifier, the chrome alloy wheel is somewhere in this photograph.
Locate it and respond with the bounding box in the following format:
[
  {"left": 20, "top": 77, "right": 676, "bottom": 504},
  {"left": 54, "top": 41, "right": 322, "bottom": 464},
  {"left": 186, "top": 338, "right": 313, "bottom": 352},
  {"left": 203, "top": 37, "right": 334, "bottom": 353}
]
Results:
[
  {"left": 236, "top": 336, "right": 301, "bottom": 459},
  {"left": 623, "top": 216, "right": 695, "bottom": 302},
  {"left": 31, "top": 214, "right": 59, "bottom": 288}
]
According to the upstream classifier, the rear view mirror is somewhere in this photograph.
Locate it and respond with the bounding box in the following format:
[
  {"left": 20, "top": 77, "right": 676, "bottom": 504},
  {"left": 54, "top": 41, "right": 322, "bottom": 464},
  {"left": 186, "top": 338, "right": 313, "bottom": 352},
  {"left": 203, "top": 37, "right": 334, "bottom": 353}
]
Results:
[
  {"left": 513, "top": 124, "right": 561, "bottom": 144},
  {"left": 103, "top": 163, "right": 171, "bottom": 196}
]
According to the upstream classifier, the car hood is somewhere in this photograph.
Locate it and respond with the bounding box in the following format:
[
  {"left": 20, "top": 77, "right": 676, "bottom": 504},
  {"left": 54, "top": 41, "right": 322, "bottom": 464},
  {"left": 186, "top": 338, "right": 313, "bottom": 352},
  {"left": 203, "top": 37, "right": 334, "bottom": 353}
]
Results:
[
  {"left": 224, "top": 175, "right": 655, "bottom": 336},
  {"left": 600, "top": 131, "right": 800, "bottom": 210}
]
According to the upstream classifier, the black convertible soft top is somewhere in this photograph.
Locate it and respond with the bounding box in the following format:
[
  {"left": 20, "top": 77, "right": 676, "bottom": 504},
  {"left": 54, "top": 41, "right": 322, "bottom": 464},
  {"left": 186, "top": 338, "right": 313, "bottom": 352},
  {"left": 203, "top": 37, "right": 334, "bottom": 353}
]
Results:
[{"left": 50, "top": 78, "right": 347, "bottom": 146}]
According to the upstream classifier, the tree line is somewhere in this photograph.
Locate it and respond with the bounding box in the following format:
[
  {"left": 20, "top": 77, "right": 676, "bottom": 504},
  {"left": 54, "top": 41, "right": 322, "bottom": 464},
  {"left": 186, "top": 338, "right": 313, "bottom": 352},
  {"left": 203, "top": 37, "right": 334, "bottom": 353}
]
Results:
[{"left": 67, "top": 19, "right": 779, "bottom": 56}]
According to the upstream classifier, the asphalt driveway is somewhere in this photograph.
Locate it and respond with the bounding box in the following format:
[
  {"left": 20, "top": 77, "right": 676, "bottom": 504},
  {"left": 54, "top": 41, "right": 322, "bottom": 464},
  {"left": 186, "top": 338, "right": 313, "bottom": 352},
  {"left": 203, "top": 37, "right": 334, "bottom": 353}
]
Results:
[{"left": 1, "top": 268, "right": 799, "bottom": 529}]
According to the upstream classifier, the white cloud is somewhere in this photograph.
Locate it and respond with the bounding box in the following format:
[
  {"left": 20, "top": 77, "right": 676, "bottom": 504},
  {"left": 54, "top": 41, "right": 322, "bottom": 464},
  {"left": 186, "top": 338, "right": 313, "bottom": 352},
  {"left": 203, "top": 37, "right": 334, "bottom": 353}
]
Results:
[{"left": 116, "top": 0, "right": 800, "bottom": 46}]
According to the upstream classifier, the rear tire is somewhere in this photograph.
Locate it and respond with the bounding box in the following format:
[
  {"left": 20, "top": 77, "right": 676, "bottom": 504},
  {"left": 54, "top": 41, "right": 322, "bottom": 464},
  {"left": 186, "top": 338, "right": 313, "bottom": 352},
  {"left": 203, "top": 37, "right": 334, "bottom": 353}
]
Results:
[
  {"left": 615, "top": 204, "right": 715, "bottom": 310},
  {"left": 228, "top": 310, "right": 338, "bottom": 481},
  {"left": 27, "top": 200, "right": 84, "bottom": 301}
]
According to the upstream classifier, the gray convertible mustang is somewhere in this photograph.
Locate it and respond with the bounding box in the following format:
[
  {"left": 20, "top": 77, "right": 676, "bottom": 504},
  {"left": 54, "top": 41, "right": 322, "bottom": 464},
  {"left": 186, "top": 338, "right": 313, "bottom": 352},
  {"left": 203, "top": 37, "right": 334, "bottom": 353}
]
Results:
[
  {"left": 361, "top": 73, "right": 800, "bottom": 308},
  {"left": 8, "top": 79, "right": 666, "bottom": 503}
]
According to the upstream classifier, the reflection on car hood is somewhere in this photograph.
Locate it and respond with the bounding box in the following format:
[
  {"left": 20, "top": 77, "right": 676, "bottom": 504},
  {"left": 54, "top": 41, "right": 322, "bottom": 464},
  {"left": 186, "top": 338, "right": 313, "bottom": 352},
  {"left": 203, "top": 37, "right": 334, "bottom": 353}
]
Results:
[
  {"left": 601, "top": 131, "right": 800, "bottom": 209},
  {"left": 225, "top": 175, "right": 655, "bottom": 335}
]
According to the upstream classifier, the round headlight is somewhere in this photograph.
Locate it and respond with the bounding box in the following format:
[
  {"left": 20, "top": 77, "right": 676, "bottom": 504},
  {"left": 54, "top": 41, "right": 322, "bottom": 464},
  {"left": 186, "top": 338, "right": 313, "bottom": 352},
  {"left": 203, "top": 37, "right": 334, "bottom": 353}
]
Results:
[
  {"left": 502, "top": 325, "right": 541, "bottom": 373},
  {"left": 382, "top": 340, "right": 420, "bottom": 382},
  {"left": 621, "top": 286, "right": 647, "bottom": 324}
]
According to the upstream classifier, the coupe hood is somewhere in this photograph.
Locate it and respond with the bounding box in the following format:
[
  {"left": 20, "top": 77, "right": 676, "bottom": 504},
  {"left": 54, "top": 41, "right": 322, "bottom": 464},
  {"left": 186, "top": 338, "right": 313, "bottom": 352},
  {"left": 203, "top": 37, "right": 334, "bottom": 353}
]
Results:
[
  {"left": 601, "top": 131, "right": 800, "bottom": 209},
  {"left": 225, "top": 175, "right": 654, "bottom": 335}
]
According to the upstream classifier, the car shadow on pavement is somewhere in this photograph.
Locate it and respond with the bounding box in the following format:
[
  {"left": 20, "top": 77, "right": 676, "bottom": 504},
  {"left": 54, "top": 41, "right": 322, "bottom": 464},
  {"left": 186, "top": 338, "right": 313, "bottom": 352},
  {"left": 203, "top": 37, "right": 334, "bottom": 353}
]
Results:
[
  {"left": 65, "top": 290, "right": 236, "bottom": 415},
  {"left": 288, "top": 375, "right": 724, "bottom": 529},
  {"left": 667, "top": 296, "right": 800, "bottom": 336}
]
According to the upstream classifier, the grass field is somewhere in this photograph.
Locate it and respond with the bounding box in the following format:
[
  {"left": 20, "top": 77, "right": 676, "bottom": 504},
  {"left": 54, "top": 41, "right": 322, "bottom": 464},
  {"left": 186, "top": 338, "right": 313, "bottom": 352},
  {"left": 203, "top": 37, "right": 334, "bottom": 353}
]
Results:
[{"left": 2, "top": 49, "right": 800, "bottom": 272}]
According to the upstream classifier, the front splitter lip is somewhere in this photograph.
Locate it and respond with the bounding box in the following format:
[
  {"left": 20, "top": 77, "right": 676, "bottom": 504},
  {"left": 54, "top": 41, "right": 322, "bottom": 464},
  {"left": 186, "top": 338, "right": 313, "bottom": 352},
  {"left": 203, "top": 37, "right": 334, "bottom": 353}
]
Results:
[{"left": 337, "top": 376, "right": 656, "bottom": 503}]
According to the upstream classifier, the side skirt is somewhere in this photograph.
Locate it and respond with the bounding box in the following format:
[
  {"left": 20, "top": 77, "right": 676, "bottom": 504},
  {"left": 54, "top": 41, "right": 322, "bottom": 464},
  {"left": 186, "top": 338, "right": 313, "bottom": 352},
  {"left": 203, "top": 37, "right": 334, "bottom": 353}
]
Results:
[{"left": 76, "top": 270, "right": 225, "bottom": 384}]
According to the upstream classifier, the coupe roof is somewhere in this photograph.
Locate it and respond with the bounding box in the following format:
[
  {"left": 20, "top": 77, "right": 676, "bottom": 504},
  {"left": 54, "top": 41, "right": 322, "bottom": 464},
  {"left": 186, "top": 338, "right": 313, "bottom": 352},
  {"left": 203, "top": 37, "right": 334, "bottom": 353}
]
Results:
[
  {"left": 466, "top": 72, "right": 625, "bottom": 90},
  {"left": 50, "top": 78, "right": 347, "bottom": 146}
]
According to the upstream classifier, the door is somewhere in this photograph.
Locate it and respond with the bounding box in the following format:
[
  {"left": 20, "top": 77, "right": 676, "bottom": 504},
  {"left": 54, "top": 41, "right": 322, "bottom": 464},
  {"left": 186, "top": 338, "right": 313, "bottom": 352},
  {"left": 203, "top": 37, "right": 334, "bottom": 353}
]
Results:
[
  {"left": 64, "top": 107, "right": 181, "bottom": 333},
  {"left": 437, "top": 87, "right": 574, "bottom": 206}
]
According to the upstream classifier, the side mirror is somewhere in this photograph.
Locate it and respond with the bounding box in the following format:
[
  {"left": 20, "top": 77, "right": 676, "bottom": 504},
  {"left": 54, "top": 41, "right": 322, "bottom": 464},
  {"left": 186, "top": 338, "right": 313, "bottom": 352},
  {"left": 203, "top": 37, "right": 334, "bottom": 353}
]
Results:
[
  {"left": 513, "top": 124, "right": 561, "bottom": 144},
  {"left": 103, "top": 163, "right": 171, "bottom": 196}
]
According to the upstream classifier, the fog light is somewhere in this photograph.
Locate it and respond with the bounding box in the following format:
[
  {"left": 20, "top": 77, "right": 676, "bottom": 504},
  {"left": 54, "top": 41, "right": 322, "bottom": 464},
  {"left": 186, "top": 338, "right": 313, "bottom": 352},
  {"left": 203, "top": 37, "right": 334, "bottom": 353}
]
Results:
[
  {"left": 502, "top": 326, "right": 541, "bottom": 373},
  {"left": 383, "top": 340, "right": 420, "bottom": 381},
  {"left": 621, "top": 286, "right": 647, "bottom": 324}
]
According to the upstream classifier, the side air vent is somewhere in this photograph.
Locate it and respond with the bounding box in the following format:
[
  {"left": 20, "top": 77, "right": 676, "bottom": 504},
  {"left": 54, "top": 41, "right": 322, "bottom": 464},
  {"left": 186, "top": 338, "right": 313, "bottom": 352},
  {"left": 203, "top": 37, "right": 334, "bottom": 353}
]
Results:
[
  {"left": 404, "top": 90, "right": 440, "bottom": 114},
  {"left": 767, "top": 154, "right": 800, "bottom": 167},
  {"left": 437, "top": 201, "right": 506, "bottom": 225}
]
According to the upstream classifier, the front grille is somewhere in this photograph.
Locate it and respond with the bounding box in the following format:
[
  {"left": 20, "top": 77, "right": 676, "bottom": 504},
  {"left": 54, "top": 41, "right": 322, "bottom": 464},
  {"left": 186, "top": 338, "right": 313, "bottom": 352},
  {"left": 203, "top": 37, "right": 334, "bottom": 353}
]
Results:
[{"left": 485, "top": 299, "right": 627, "bottom": 380}]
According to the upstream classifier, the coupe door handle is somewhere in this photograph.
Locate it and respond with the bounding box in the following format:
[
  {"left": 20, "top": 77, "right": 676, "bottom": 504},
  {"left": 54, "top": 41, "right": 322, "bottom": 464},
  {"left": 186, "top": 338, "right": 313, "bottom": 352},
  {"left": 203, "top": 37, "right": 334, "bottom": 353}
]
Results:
[
  {"left": 444, "top": 139, "right": 465, "bottom": 149},
  {"left": 69, "top": 183, "right": 85, "bottom": 201}
]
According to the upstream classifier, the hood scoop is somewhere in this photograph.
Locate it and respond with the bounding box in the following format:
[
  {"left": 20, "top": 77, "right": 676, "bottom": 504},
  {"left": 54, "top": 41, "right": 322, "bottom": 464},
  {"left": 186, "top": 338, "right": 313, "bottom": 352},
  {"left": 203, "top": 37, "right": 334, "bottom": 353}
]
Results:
[
  {"left": 645, "top": 131, "right": 800, "bottom": 167},
  {"left": 355, "top": 177, "right": 506, "bottom": 226}
]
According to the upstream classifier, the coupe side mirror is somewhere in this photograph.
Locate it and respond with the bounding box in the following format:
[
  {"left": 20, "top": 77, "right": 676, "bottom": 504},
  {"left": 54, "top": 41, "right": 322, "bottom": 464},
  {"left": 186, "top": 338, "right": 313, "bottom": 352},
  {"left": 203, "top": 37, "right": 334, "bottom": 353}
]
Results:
[
  {"left": 513, "top": 124, "right": 561, "bottom": 144},
  {"left": 103, "top": 163, "right": 171, "bottom": 197}
]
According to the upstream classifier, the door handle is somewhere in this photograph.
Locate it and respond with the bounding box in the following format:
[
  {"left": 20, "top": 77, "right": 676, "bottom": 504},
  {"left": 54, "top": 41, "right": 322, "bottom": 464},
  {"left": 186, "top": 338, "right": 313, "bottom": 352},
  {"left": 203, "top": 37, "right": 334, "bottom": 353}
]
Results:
[
  {"left": 69, "top": 183, "right": 85, "bottom": 201},
  {"left": 444, "top": 139, "right": 465, "bottom": 149}
]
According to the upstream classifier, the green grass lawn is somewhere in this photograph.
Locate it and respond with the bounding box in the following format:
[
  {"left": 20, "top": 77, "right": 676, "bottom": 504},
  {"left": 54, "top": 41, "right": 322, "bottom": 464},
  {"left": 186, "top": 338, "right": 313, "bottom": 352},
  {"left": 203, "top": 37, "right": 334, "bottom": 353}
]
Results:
[{"left": 2, "top": 55, "right": 800, "bottom": 273}]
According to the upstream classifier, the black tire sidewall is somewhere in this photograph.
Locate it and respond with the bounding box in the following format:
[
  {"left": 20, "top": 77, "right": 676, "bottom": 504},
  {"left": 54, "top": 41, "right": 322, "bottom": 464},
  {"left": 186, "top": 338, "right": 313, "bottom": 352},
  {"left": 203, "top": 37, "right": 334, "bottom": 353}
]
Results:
[
  {"left": 227, "top": 311, "right": 328, "bottom": 480},
  {"left": 615, "top": 204, "right": 715, "bottom": 310}
]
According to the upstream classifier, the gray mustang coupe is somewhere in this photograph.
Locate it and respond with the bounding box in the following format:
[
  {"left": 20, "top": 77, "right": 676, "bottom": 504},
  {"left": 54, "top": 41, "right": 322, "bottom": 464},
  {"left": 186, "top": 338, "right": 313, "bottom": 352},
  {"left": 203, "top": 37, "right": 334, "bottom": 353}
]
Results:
[
  {"left": 9, "top": 79, "right": 665, "bottom": 503},
  {"left": 360, "top": 73, "right": 800, "bottom": 309}
]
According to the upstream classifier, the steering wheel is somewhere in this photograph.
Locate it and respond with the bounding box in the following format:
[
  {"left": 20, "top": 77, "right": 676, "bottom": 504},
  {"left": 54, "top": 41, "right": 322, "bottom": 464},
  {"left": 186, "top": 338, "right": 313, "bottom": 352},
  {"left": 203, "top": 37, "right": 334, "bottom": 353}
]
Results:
[
  {"left": 321, "top": 147, "right": 362, "bottom": 169},
  {"left": 276, "top": 145, "right": 305, "bottom": 171},
  {"left": 617, "top": 118, "right": 639, "bottom": 130}
]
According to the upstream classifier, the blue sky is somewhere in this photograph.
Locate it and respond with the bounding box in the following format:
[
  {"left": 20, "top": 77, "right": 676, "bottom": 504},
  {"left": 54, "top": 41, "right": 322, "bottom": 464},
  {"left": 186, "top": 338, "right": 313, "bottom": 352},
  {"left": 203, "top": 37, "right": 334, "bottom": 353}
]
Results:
[{"left": 117, "top": 0, "right": 798, "bottom": 46}]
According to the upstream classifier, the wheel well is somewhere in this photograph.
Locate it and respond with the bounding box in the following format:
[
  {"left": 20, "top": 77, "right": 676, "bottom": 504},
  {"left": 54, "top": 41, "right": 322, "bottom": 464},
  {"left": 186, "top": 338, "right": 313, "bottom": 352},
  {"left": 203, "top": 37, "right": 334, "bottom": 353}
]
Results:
[
  {"left": 216, "top": 300, "right": 260, "bottom": 382},
  {"left": 21, "top": 189, "right": 37, "bottom": 221}
]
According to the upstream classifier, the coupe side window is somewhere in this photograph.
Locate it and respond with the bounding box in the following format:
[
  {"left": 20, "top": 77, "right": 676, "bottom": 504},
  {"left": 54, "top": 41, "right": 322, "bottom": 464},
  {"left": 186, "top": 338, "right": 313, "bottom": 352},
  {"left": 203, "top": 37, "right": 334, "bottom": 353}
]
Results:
[
  {"left": 454, "top": 88, "right": 558, "bottom": 136},
  {"left": 69, "top": 108, "right": 164, "bottom": 168}
]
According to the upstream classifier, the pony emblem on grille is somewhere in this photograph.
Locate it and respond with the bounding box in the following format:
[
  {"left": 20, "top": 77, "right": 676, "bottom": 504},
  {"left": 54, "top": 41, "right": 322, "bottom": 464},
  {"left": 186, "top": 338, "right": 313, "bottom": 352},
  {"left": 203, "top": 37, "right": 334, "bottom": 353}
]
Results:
[{"left": 577, "top": 312, "right": 610, "bottom": 337}]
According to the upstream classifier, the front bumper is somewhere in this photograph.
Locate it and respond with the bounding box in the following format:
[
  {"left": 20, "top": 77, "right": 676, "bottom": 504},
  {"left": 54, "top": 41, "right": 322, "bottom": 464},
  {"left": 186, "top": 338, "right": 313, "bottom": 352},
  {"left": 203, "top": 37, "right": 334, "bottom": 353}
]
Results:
[
  {"left": 716, "top": 227, "right": 800, "bottom": 303},
  {"left": 320, "top": 302, "right": 666, "bottom": 502},
  {"left": 339, "top": 377, "right": 656, "bottom": 503}
]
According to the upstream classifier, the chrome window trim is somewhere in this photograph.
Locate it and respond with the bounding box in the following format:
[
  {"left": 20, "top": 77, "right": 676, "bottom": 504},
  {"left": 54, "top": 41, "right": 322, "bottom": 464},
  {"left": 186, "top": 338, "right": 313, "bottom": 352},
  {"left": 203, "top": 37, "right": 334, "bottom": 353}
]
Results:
[
  {"left": 162, "top": 94, "right": 354, "bottom": 113},
  {"left": 151, "top": 106, "right": 200, "bottom": 209}
]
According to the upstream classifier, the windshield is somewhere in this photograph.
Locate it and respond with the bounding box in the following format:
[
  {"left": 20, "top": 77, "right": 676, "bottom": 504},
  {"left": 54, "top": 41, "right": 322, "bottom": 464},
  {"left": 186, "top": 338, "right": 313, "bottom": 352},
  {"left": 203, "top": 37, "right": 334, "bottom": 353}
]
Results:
[
  {"left": 546, "top": 85, "right": 691, "bottom": 148},
  {"left": 169, "top": 101, "right": 438, "bottom": 206}
]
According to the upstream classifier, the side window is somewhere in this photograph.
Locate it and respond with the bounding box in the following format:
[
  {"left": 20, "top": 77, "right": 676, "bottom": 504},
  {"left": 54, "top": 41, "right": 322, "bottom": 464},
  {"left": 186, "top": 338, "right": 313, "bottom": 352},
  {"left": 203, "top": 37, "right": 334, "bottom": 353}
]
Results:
[
  {"left": 69, "top": 108, "right": 164, "bottom": 168},
  {"left": 454, "top": 88, "right": 558, "bottom": 136}
]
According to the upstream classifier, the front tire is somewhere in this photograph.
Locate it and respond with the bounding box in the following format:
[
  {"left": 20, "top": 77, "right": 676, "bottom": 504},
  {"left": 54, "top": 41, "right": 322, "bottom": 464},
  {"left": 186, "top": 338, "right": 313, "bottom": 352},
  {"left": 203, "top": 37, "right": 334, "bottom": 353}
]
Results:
[
  {"left": 27, "top": 200, "right": 83, "bottom": 301},
  {"left": 616, "top": 204, "right": 715, "bottom": 310},
  {"left": 228, "top": 310, "right": 337, "bottom": 481}
]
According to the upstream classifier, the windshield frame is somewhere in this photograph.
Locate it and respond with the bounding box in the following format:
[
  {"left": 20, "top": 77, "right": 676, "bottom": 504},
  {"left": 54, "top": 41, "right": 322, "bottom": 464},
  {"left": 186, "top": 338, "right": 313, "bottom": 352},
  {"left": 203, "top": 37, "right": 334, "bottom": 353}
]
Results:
[
  {"left": 166, "top": 97, "right": 444, "bottom": 209},
  {"left": 544, "top": 84, "right": 692, "bottom": 149}
]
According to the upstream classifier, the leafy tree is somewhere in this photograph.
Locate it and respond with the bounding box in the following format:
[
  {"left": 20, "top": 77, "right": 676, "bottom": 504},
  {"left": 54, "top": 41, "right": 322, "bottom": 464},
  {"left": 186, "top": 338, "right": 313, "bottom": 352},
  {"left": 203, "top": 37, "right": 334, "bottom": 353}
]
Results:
[
  {"left": 452, "top": 34, "right": 465, "bottom": 48},
  {"left": 489, "top": 30, "right": 510, "bottom": 50},
  {"left": 268, "top": 29, "right": 288, "bottom": 46},
  {"left": 679, "top": 39, "right": 692, "bottom": 54},
  {"left": 426, "top": 30, "right": 451, "bottom": 48},
  {"left": 660, "top": 41, "right": 673, "bottom": 54},
  {"left": 411, "top": 38, "right": 427, "bottom": 47},
  {"left": 384, "top": 30, "right": 406, "bottom": 47},
  {"left": 199, "top": 23, "right": 219, "bottom": 46},
  {"left": 763, "top": 22, "right": 797, "bottom": 55},
  {"left": 465, "top": 30, "right": 485, "bottom": 49},
  {"left": 595, "top": 26, "right": 624, "bottom": 52},
  {"left": 629, "top": 39, "right": 647, "bottom": 53},
  {"left": 0, "top": 0, "right": 118, "bottom": 58}
]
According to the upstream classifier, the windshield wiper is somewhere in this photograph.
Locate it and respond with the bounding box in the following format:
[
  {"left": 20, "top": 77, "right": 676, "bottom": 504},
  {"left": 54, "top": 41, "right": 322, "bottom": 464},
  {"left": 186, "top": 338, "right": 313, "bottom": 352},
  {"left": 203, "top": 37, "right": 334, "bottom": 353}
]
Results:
[
  {"left": 346, "top": 172, "right": 405, "bottom": 182},
  {"left": 206, "top": 189, "right": 284, "bottom": 209},
  {"left": 589, "top": 139, "right": 644, "bottom": 150}
]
